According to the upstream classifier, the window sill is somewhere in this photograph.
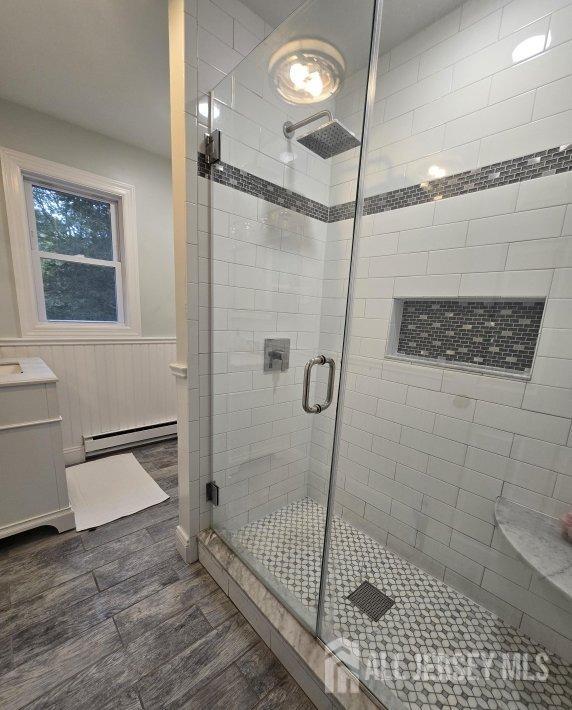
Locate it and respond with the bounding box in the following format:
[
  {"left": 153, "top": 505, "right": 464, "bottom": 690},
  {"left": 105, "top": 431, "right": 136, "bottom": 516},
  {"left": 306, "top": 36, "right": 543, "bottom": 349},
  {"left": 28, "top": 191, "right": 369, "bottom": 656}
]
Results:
[{"left": 19, "top": 323, "right": 141, "bottom": 341}]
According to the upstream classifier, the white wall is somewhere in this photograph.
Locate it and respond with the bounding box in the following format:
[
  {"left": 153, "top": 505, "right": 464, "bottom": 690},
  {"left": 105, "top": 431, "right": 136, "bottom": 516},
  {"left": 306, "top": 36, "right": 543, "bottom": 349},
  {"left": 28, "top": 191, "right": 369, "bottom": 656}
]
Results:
[
  {"left": 190, "top": 0, "right": 379, "bottom": 531},
  {"left": 333, "top": 0, "right": 572, "bottom": 200},
  {"left": 0, "top": 98, "right": 177, "bottom": 460},
  {"left": 202, "top": 183, "right": 328, "bottom": 529},
  {"left": 200, "top": 40, "right": 339, "bottom": 528},
  {"left": 176, "top": 0, "right": 363, "bottom": 553},
  {"left": 319, "top": 0, "right": 572, "bottom": 661},
  {"left": 0, "top": 97, "right": 175, "bottom": 338},
  {"left": 173, "top": 0, "right": 278, "bottom": 559},
  {"left": 0, "top": 340, "right": 176, "bottom": 462}
]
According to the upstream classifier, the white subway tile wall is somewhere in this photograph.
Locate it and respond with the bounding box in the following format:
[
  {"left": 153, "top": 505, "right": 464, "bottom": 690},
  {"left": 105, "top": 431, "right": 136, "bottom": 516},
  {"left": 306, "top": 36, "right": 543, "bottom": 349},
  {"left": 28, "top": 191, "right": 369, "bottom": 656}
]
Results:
[
  {"left": 182, "top": 0, "right": 572, "bottom": 660},
  {"left": 182, "top": 0, "right": 275, "bottom": 549},
  {"left": 202, "top": 181, "right": 333, "bottom": 530},
  {"left": 321, "top": 0, "right": 572, "bottom": 656},
  {"left": 185, "top": 0, "right": 372, "bottom": 537}
]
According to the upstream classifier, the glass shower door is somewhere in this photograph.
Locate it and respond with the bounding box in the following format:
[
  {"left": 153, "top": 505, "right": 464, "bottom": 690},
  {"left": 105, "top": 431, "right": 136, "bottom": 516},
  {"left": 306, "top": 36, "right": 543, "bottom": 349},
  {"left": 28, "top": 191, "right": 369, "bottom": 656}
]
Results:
[
  {"left": 318, "top": 0, "right": 572, "bottom": 706},
  {"left": 205, "top": 0, "right": 379, "bottom": 632}
]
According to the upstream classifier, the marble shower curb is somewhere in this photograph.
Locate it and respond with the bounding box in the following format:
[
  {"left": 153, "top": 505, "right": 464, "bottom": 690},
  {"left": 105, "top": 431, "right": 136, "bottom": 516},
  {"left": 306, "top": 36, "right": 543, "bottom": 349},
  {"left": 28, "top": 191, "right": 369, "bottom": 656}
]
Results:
[{"left": 198, "top": 529, "right": 386, "bottom": 710}]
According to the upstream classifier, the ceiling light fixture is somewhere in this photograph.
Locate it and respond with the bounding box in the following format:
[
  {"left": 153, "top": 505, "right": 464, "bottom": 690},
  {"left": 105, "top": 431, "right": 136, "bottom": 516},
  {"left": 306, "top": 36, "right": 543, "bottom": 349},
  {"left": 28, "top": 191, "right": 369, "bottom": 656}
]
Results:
[{"left": 269, "top": 39, "right": 345, "bottom": 105}]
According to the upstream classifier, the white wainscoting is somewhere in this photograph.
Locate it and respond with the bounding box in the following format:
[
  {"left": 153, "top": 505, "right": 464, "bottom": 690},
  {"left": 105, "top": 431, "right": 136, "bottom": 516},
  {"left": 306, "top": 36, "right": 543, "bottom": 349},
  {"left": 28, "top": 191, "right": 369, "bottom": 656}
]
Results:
[{"left": 0, "top": 338, "right": 177, "bottom": 463}]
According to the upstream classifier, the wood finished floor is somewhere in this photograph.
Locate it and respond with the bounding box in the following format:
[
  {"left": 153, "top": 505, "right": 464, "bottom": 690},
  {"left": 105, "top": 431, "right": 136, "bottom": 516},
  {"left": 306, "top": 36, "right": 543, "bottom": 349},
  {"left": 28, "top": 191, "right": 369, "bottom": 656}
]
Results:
[{"left": 0, "top": 441, "right": 314, "bottom": 710}]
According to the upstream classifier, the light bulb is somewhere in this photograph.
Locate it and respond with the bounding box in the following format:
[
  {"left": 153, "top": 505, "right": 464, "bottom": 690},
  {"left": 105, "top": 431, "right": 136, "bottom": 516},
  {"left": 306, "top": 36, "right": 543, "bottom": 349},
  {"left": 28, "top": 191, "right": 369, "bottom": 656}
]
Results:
[
  {"left": 306, "top": 71, "right": 324, "bottom": 97},
  {"left": 269, "top": 39, "right": 345, "bottom": 105},
  {"left": 289, "top": 62, "right": 309, "bottom": 88}
]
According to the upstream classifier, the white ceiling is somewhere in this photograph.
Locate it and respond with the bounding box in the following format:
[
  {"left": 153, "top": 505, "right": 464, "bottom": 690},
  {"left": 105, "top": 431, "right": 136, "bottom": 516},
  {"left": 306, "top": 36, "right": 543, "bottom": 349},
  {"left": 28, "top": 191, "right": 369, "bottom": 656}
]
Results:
[
  {"left": 238, "top": 0, "right": 465, "bottom": 99},
  {"left": 241, "top": 0, "right": 304, "bottom": 28},
  {"left": 379, "top": 0, "right": 465, "bottom": 51},
  {"left": 0, "top": 0, "right": 464, "bottom": 159},
  {"left": 242, "top": 0, "right": 465, "bottom": 54},
  {"left": 0, "top": 0, "right": 171, "bottom": 157}
]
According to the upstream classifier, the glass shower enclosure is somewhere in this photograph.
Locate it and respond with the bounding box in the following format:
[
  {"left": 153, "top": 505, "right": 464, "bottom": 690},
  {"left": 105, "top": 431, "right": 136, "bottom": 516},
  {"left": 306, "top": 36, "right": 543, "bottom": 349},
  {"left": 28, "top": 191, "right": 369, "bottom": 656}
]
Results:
[
  {"left": 206, "top": 0, "right": 379, "bottom": 635},
  {"left": 204, "top": 0, "right": 572, "bottom": 705}
]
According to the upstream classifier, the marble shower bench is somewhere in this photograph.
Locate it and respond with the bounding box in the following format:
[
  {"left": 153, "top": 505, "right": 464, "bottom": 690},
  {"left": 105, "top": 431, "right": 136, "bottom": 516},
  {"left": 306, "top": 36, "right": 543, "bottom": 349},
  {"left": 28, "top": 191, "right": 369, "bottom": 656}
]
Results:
[{"left": 495, "top": 497, "right": 572, "bottom": 603}]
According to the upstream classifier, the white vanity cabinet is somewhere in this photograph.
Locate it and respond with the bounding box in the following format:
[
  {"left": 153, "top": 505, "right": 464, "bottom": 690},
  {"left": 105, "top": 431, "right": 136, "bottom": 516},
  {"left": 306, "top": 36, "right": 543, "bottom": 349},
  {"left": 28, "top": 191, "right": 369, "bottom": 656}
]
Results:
[{"left": 0, "top": 357, "right": 75, "bottom": 538}]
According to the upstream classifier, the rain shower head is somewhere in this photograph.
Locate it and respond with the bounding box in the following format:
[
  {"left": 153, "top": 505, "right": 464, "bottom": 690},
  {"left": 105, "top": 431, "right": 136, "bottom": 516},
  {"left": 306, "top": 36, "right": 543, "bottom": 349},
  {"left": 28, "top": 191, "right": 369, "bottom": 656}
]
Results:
[
  {"left": 283, "top": 110, "right": 360, "bottom": 160},
  {"left": 297, "top": 120, "right": 360, "bottom": 159}
]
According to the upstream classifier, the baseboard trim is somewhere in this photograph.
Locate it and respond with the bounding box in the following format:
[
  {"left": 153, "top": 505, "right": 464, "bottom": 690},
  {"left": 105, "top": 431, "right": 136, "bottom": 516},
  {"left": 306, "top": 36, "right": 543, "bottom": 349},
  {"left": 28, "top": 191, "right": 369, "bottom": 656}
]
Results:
[
  {"left": 84, "top": 422, "right": 177, "bottom": 457},
  {"left": 0, "top": 336, "right": 176, "bottom": 346},
  {"left": 175, "top": 524, "right": 197, "bottom": 563},
  {"left": 64, "top": 446, "right": 85, "bottom": 466},
  {"left": 0, "top": 507, "right": 76, "bottom": 540}
]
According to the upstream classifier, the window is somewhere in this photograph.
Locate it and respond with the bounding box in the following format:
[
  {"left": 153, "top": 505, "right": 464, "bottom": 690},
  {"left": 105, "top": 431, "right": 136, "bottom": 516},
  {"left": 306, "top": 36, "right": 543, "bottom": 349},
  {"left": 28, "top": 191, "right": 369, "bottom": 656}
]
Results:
[
  {"left": 26, "top": 181, "right": 123, "bottom": 324},
  {"left": 1, "top": 148, "right": 140, "bottom": 338}
]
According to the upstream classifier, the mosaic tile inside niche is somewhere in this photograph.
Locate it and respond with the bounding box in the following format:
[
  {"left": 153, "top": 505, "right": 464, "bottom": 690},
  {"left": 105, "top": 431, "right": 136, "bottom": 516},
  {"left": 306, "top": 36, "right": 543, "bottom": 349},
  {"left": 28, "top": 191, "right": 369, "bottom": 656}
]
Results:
[
  {"left": 229, "top": 498, "right": 570, "bottom": 710},
  {"left": 396, "top": 299, "right": 545, "bottom": 374}
]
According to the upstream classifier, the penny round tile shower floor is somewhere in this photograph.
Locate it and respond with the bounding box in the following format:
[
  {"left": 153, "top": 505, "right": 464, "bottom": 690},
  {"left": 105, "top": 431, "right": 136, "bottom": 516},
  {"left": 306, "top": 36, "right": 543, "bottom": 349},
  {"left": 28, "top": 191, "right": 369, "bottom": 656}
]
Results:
[{"left": 227, "top": 498, "right": 571, "bottom": 710}]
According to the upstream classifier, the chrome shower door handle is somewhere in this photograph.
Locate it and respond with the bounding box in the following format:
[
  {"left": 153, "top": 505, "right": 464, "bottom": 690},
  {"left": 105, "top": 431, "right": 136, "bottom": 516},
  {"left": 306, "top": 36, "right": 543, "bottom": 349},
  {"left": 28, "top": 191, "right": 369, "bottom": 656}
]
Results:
[
  {"left": 302, "top": 356, "right": 322, "bottom": 413},
  {"left": 302, "top": 355, "right": 336, "bottom": 414}
]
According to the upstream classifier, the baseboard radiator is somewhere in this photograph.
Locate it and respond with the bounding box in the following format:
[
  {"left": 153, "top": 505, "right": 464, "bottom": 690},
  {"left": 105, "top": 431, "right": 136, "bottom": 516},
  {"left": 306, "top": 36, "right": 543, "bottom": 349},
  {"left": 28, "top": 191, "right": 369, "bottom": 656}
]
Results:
[{"left": 83, "top": 421, "right": 177, "bottom": 457}]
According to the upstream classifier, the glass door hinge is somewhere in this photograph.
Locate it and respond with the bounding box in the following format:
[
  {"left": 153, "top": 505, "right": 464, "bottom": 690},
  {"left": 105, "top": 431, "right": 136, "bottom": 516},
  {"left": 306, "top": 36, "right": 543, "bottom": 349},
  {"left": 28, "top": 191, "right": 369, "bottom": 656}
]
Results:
[
  {"left": 204, "top": 130, "right": 221, "bottom": 165},
  {"left": 206, "top": 481, "right": 219, "bottom": 506}
]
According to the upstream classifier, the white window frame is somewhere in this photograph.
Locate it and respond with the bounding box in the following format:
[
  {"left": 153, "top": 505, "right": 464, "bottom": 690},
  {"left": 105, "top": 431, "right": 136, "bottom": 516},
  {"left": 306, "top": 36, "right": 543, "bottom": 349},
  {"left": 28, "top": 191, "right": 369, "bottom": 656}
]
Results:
[{"left": 1, "top": 147, "right": 141, "bottom": 339}]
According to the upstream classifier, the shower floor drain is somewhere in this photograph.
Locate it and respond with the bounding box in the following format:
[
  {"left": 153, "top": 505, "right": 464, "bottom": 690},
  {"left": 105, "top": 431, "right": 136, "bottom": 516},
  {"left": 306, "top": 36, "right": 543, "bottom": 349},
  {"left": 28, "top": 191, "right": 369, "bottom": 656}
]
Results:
[{"left": 347, "top": 581, "right": 395, "bottom": 621}]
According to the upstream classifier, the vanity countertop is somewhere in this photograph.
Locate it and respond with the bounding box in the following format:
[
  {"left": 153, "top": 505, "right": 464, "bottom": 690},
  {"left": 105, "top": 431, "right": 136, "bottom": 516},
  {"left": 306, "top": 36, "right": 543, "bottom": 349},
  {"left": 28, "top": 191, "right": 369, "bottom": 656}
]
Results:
[
  {"left": 495, "top": 497, "right": 572, "bottom": 603},
  {"left": 0, "top": 357, "right": 58, "bottom": 387}
]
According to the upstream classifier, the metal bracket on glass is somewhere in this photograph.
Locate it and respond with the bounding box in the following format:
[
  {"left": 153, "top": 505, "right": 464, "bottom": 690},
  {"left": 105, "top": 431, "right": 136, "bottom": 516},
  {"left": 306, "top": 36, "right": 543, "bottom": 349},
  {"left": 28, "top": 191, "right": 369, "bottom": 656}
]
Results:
[
  {"left": 204, "top": 129, "right": 221, "bottom": 165},
  {"left": 302, "top": 355, "right": 335, "bottom": 414},
  {"left": 206, "top": 481, "right": 219, "bottom": 506}
]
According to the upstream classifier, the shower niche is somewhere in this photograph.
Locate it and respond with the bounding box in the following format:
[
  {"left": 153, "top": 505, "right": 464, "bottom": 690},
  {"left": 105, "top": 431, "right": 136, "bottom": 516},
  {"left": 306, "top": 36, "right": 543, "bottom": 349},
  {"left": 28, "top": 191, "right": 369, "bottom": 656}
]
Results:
[{"left": 387, "top": 297, "right": 545, "bottom": 377}]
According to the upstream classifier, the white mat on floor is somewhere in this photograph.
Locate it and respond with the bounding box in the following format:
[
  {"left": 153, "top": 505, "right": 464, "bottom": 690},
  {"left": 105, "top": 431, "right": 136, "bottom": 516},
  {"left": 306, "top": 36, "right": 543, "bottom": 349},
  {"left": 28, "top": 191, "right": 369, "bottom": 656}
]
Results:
[{"left": 66, "top": 453, "right": 169, "bottom": 531}]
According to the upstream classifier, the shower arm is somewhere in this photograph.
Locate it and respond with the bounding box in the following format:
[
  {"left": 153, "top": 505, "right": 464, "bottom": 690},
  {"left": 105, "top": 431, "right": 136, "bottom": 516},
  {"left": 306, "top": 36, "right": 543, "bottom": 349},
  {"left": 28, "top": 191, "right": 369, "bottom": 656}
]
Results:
[{"left": 283, "top": 110, "right": 333, "bottom": 139}]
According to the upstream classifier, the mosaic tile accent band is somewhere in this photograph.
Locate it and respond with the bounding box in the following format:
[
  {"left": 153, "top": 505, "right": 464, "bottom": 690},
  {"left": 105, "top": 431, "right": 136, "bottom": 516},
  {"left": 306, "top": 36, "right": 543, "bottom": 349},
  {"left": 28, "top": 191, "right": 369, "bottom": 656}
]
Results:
[
  {"left": 336, "top": 144, "right": 572, "bottom": 222},
  {"left": 396, "top": 299, "right": 545, "bottom": 373},
  {"left": 197, "top": 152, "right": 329, "bottom": 221},
  {"left": 198, "top": 144, "right": 572, "bottom": 223}
]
